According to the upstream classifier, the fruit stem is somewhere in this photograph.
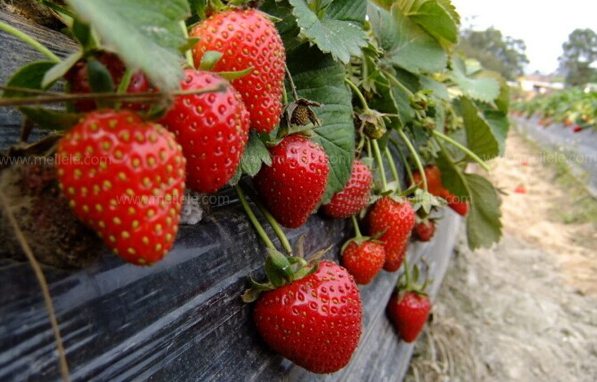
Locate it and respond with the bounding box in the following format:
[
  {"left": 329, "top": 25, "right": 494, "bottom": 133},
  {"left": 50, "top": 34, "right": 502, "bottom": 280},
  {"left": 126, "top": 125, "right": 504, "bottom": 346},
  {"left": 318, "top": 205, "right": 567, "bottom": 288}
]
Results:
[
  {"left": 384, "top": 147, "right": 400, "bottom": 185},
  {"left": 384, "top": 71, "right": 414, "bottom": 98},
  {"left": 403, "top": 254, "right": 413, "bottom": 289},
  {"left": 432, "top": 130, "right": 490, "bottom": 171},
  {"left": 284, "top": 63, "right": 300, "bottom": 101},
  {"left": 351, "top": 215, "right": 362, "bottom": 239},
  {"left": 371, "top": 138, "right": 389, "bottom": 193},
  {"left": 114, "top": 68, "right": 133, "bottom": 110},
  {"left": 0, "top": 20, "right": 60, "bottom": 63},
  {"left": 180, "top": 21, "right": 195, "bottom": 68},
  {"left": 398, "top": 129, "right": 427, "bottom": 193},
  {"left": 391, "top": 137, "right": 415, "bottom": 185},
  {"left": 345, "top": 78, "right": 371, "bottom": 112},
  {"left": 234, "top": 185, "right": 276, "bottom": 250},
  {"left": 0, "top": 190, "right": 70, "bottom": 382},
  {"left": 241, "top": 184, "right": 293, "bottom": 255}
]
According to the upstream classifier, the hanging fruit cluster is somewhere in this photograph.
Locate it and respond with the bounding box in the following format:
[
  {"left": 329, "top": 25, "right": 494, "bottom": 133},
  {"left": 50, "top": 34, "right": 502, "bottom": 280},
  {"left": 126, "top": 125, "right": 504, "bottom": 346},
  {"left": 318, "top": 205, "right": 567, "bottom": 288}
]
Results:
[{"left": 0, "top": 0, "right": 510, "bottom": 375}]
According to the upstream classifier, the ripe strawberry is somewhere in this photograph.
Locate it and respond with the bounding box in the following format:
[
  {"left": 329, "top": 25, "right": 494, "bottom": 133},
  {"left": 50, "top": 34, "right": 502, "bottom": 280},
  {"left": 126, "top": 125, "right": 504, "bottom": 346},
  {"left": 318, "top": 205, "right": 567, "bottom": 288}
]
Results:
[
  {"left": 65, "top": 51, "right": 152, "bottom": 112},
  {"left": 369, "top": 197, "right": 416, "bottom": 272},
  {"left": 191, "top": 9, "right": 285, "bottom": 133},
  {"left": 387, "top": 291, "right": 431, "bottom": 343},
  {"left": 56, "top": 110, "right": 186, "bottom": 265},
  {"left": 413, "top": 219, "right": 435, "bottom": 242},
  {"left": 253, "top": 261, "right": 362, "bottom": 374},
  {"left": 514, "top": 185, "right": 527, "bottom": 194},
  {"left": 254, "top": 135, "right": 329, "bottom": 228},
  {"left": 440, "top": 189, "right": 469, "bottom": 216},
  {"left": 159, "top": 69, "right": 249, "bottom": 194},
  {"left": 412, "top": 165, "right": 443, "bottom": 196},
  {"left": 572, "top": 125, "right": 583, "bottom": 133},
  {"left": 322, "top": 159, "right": 372, "bottom": 219},
  {"left": 342, "top": 240, "right": 385, "bottom": 285}
]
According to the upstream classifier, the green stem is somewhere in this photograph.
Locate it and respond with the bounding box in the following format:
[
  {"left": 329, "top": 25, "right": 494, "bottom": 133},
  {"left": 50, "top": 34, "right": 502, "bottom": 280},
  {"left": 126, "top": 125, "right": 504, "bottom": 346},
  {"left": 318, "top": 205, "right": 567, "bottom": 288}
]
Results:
[
  {"left": 384, "top": 71, "right": 414, "bottom": 98},
  {"left": 385, "top": 147, "right": 400, "bottom": 184},
  {"left": 371, "top": 139, "right": 388, "bottom": 193},
  {"left": 345, "top": 78, "right": 370, "bottom": 112},
  {"left": 351, "top": 215, "right": 362, "bottom": 239},
  {"left": 432, "top": 130, "right": 490, "bottom": 172},
  {"left": 284, "top": 63, "right": 299, "bottom": 101},
  {"left": 366, "top": 138, "right": 373, "bottom": 161},
  {"left": 403, "top": 253, "right": 412, "bottom": 286},
  {"left": 398, "top": 129, "right": 427, "bottom": 192},
  {"left": 180, "top": 21, "right": 195, "bottom": 68},
  {"left": 114, "top": 68, "right": 133, "bottom": 110},
  {"left": 391, "top": 137, "right": 415, "bottom": 185},
  {"left": 242, "top": 185, "right": 293, "bottom": 255},
  {"left": 234, "top": 186, "right": 276, "bottom": 250},
  {"left": 0, "top": 21, "right": 60, "bottom": 63}
]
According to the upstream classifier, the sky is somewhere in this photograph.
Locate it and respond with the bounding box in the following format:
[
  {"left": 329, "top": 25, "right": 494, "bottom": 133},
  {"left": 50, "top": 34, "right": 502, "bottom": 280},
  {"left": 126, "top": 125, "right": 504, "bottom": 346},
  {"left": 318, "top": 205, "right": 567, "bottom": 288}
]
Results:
[{"left": 452, "top": 0, "right": 597, "bottom": 74}]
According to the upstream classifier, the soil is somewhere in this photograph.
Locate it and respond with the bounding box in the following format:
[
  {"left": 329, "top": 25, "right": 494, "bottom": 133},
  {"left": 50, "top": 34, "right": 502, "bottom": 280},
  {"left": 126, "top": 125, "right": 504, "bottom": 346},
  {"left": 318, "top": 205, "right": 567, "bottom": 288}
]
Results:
[{"left": 405, "top": 131, "right": 597, "bottom": 382}]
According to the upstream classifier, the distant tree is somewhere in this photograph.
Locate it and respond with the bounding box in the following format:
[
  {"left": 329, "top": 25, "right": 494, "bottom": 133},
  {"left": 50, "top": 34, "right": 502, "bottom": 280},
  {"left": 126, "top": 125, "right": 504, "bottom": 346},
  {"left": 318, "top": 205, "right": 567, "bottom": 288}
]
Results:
[
  {"left": 558, "top": 28, "right": 597, "bottom": 87},
  {"left": 458, "top": 27, "right": 529, "bottom": 81}
]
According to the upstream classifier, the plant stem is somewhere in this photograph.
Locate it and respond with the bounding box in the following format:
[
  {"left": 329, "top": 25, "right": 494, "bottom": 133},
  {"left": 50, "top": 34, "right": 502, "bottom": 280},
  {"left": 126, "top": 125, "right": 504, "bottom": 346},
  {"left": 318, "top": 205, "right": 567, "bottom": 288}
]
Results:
[
  {"left": 284, "top": 63, "right": 299, "bottom": 101},
  {"left": 403, "top": 253, "right": 412, "bottom": 286},
  {"left": 391, "top": 136, "right": 415, "bottom": 185},
  {"left": 371, "top": 139, "right": 388, "bottom": 193},
  {"left": 0, "top": 21, "right": 60, "bottom": 63},
  {"left": 345, "top": 78, "right": 370, "bottom": 112},
  {"left": 351, "top": 215, "right": 362, "bottom": 239},
  {"left": 384, "top": 71, "right": 414, "bottom": 98},
  {"left": 0, "top": 191, "right": 70, "bottom": 382},
  {"left": 385, "top": 147, "right": 400, "bottom": 184},
  {"left": 241, "top": 185, "right": 293, "bottom": 255},
  {"left": 234, "top": 185, "right": 276, "bottom": 250},
  {"left": 180, "top": 21, "right": 195, "bottom": 68},
  {"left": 398, "top": 129, "right": 427, "bottom": 192},
  {"left": 114, "top": 68, "right": 133, "bottom": 110},
  {"left": 432, "top": 130, "right": 490, "bottom": 171}
]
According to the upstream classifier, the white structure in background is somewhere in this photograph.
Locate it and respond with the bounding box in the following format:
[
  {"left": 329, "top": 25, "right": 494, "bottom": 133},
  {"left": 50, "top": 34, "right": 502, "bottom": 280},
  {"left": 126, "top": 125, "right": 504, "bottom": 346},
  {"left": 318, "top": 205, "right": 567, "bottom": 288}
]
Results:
[{"left": 519, "top": 74, "right": 565, "bottom": 95}]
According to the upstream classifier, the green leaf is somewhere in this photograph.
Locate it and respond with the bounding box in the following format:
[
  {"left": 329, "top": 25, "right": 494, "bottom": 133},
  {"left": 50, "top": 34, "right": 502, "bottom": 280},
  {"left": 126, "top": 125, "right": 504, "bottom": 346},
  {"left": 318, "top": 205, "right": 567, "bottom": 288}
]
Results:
[
  {"left": 260, "top": 0, "right": 303, "bottom": 51},
  {"left": 286, "top": 45, "right": 355, "bottom": 203},
  {"left": 465, "top": 173, "right": 502, "bottom": 250},
  {"left": 87, "top": 58, "right": 115, "bottom": 94},
  {"left": 369, "top": 3, "right": 447, "bottom": 73},
  {"left": 461, "top": 97, "right": 499, "bottom": 161},
  {"left": 398, "top": 0, "right": 459, "bottom": 49},
  {"left": 288, "top": 0, "right": 368, "bottom": 64},
  {"left": 20, "top": 107, "right": 82, "bottom": 131},
  {"left": 451, "top": 57, "right": 500, "bottom": 103},
  {"left": 72, "top": 18, "right": 94, "bottom": 49},
  {"left": 67, "top": 0, "right": 189, "bottom": 91},
  {"left": 199, "top": 51, "right": 223, "bottom": 71},
  {"left": 241, "top": 132, "right": 272, "bottom": 177},
  {"left": 42, "top": 51, "right": 83, "bottom": 88},
  {"left": 483, "top": 111, "right": 509, "bottom": 156},
  {"left": 419, "top": 75, "right": 449, "bottom": 100},
  {"left": 2, "top": 61, "right": 56, "bottom": 98}
]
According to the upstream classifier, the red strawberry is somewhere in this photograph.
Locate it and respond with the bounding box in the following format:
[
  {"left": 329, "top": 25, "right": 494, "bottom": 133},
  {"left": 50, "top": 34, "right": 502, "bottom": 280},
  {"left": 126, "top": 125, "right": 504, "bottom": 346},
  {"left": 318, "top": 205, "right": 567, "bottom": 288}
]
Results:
[
  {"left": 440, "top": 189, "right": 469, "bottom": 216},
  {"left": 322, "top": 159, "right": 372, "bottom": 219},
  {"left": 253, "top": 261, "right": 362, "bottom": 374},
  {"left": 572, "top": 125, "right": 583, "bottom": 133},
  {"left": 514, "top": 185, "right": 527, "bottom": 194},
  {"left": 56, "top": 110, "right": 186, "bottom": 265},
  {"left": 387, "top": 291, "right": 431, "bottom": 343},
  {"left": 191, "top": 9, "right": 286, "bottom": 133},
  {"left": 254, "top": 135, "right": 329, "bottom": 228},
  {"left": 413, "top": 219, "right": 435, "bottom": 242},
  {"left": 412, "top": 165, "right": 443, "bottom": 196},
  {"left": 159, "top": 69, "right": 249, "bottom": 193},
  {"left": 369, "top": 197, "right": 416, "bottom": 272},
  {"left": 342, "top": 240, "right": 385, "bottom": 285},
  {"left": 65, "top": 51, "right": 152, "bottom": 112}
]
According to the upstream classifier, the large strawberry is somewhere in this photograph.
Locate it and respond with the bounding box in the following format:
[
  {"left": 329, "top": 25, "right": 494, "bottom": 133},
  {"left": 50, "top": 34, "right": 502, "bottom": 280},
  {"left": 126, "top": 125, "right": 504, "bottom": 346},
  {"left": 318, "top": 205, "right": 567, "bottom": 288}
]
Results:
[
  {"left": 56, "top": 110, "right": 186, "bottom": 265},
  {"left": 159, "top": 69, "right": 249, "bottom": 194},
  {"left": 322, "top": 159, "right": 372, "bottom": 219},
  {"left": 249, "top": 258, "right": 362, "bottom": 374},
  {"left": 254, "top": 135, "right": 329, "bottom": 228},
  {"left": 65, "top": 51, "right": 152, "bottom": 112},
  {"left": 387, "top": 291, "right": 431, "bottom": 343},
  {"left": 191, "top": 9, "right": 286, "bottom": 133},
  {"left": 369, "top": 196, "right": 416, "bottom": 272}
]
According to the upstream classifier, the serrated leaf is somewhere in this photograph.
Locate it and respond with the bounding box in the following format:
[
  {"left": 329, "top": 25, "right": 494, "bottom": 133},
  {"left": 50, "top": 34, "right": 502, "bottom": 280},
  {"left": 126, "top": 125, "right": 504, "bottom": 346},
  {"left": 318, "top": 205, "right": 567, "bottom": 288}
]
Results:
[
  {"left": 2, "top": 61, "right": 56, "bottom": 98},
  {"left": 286, "top": 45, "right": 355, "bottom": 203},
  {"left": 288, "top": 0, "right": 368, "bottom": 64},
  {"left": 420, "top": 75, "right": 449, "bottom": 100},
  {"left": 398, "top": 0, "right": 459, "bottom": 49},
  {"left": 461, "top": 97, "right": 499, "bottom": 161},
  {"left": 241, "top": 132, "right": 272, "bottom": 177},
  {"left": 483, "top": 111, "right": 509, "bottom": 156},
  {"left": 465, "top": 173, "right": 502, "bottom": 250},
  {"left": 451, "top": 57, "right": 500, "bottom": 103},
  {"left": 368, "top": 3, "right": 447, "bottom": 74},
  {"left": 67, "top": 0, "right": 189, "bottom": 91},
  {"left": 260, "top": 0, "right": 303, "bottom": 51}
]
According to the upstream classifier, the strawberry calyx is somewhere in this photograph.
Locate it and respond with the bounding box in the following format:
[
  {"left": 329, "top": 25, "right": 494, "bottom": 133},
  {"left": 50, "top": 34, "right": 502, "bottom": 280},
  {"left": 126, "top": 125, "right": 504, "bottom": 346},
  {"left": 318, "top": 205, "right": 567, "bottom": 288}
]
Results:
[
  {"left": 396, "top": 257, "right": 431, "bottom": 299},
  {"left": 341, "top": 215, "right": 385, "bottom": 253}
]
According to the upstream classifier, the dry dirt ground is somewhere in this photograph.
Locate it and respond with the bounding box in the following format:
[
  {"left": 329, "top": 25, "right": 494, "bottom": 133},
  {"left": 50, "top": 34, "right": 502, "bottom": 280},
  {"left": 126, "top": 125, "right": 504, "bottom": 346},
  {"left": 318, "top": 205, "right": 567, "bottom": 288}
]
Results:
[{"left": 405, "top": 131, "right": 597, "bottom": 382}]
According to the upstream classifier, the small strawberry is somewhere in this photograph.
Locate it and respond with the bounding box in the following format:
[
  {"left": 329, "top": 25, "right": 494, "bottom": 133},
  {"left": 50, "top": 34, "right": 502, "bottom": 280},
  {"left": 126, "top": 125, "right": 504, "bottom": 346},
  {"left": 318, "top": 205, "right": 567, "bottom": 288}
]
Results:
[
  {"left": 254, "top": 135, "right": 329, "bottom": 228},
  {"left": 414, "top": 166, "right": 469, "bottom": 217},
  {"left": 572, "top": 125, "right": 583, "bottom": 133},
  {"left": 56, "top": 110, "right": 186, "bottom": 265},
  {"left": 246, "top": 252, "right": 362, "bottom": 374},
  {"left": 322, "top": 159, "right": 373, "bottom": 219},
  {"left": 159, "top": 69, "right": 249, "bottom": 194},
  {"left": 413, "top": 219, "right": 435, "bottom": 242},
  {"left": 65, "top": 51, "right": 152, "bottom": 112},
  {"left": 387, "top": 261, "right": 432, "bottom": 343},
  {"left": 342, "top": 240, "right": 385, "bottom": 285},
  {"left": 440, "top": 189, "right": 469, "bottom": 216},
  {"left": 191, "top": 9, "right": 286, "bottom": 133},
  {"left": 369, "top": 196, "right": 416, "bottom": 272},
  {"left": 387, "top": 291, "right": 431, "bottom": 343}
]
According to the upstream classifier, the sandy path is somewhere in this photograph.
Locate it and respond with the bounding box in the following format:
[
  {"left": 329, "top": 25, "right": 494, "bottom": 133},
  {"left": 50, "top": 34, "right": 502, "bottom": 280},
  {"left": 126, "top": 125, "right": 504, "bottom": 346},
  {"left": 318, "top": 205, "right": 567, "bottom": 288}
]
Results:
[{"left": 405, "top": 131, "right": 597, "bottom": 382}]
